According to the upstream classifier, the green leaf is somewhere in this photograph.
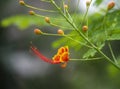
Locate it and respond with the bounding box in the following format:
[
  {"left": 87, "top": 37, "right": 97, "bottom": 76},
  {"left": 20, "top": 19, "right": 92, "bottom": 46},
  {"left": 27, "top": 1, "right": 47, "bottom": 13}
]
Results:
[
  {"left": 83, "top": 43, "right": 105, "bottom": 58},
  {"left": 107, "top": 56, "right": 120, "bottom": 77},
  {"left": 1, "top": 15, "right": 71, "bottom": 30},
  {"left": 83, "top": 49, "right": 96, "bottom": 58},
  {"left": 52, "top": 31, "right": 84, "bottom": 51},
  {"left": 94, "top": 0, "right": 103, "bottom": 6},
  {"left": 1, "top": 15, "right": 47, "bottom": 30},
  {"left": 107, "top": 27, "right": 120, "bottom": 41}
]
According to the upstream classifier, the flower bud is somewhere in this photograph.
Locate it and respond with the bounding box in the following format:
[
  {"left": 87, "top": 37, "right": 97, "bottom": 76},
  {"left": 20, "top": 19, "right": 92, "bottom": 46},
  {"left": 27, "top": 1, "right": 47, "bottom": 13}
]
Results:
[
  {"left": 29, "top": 10, "right": 35, "bottom": 15},
  {"left": 57, "top": 29, "right": 64, "bottom": 35},
  {"left": 107, "top": 1, "right": 115, "bottom": 10},
  {"left": 86, "top": 0, "right": 91, "bottom": 7},
  {"left": 60, "top": 62, "right": 67, "bottom": 68},
  {"left": 19, "top": 0, "right": 25, "bottom": 5},
  {"left": 34, "top": 29, "right": 43, "bottom": 35},
  {"left": 82, "top": 25, "right": 88, "bottom": 32},
  {"left": 45, "top": 17, "right": 50, "bottom": 23},
  {"left": 64, "top": 4, "right": 68, "bottom": 9}
]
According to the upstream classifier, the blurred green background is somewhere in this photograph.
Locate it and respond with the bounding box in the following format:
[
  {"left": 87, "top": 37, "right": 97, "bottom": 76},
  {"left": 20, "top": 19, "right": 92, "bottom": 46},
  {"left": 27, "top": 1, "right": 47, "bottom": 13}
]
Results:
[{"left": 0, "top": 0, "right": 120, "bottom": 89}]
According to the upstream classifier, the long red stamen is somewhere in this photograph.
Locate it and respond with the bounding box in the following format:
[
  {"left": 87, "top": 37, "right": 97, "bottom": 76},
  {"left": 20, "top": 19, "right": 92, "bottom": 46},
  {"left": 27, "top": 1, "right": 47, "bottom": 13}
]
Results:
[{"left": 31, "top": 46, "right": 60, "bottom": 64}]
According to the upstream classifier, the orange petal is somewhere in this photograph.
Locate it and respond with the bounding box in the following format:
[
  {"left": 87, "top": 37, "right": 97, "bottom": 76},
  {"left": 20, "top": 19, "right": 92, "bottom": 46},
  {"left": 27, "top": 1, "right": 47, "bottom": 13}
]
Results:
[
  {"left": 57, "top": 47, "right": 65, "bottom": 55},
  {"left": 52, "top": 54, "right": 61, "bottom": 62},
  {"left": 57, "top": 46, "right": 69, "bottom": 55},
  {"left": 60, "top": 52, "right": 69, "bottom": 62},
  {"left": 65, "top": 46, "right": 69, "bottom": 52}
]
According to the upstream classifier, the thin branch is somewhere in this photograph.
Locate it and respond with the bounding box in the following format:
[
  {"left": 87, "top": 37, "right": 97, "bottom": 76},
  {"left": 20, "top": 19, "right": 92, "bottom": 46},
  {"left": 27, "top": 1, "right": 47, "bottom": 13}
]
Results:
[
  {"left": 41, "top": 33, "right": 93, "bottom": 48},
  {"left": 108, "top": 42, "right": 118, "bottom": 64},
  {"left": 70, "top": 57, "right": 103, "bottom": 61},
  {"left": 49, "top": 23, "right": 73, "bottom": 30},
  {"left": 25, "top": 3, "right": 57, "bottom": 12}
]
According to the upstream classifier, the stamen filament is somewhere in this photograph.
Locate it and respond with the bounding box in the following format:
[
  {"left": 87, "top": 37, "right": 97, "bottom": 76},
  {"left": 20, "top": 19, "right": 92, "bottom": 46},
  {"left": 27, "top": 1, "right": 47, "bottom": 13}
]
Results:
[{"left": 31, "top": 46, "right": 60, "bottom": 64}]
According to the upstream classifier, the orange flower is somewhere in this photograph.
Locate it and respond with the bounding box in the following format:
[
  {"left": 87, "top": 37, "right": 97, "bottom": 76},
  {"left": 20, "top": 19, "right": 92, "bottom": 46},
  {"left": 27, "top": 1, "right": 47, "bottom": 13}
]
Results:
[
  {"left": 31, "top": 46, "right": 69, "bottom": 67},
  {"left": 52, "top": 46, "right": 69, "bottom": 63}
]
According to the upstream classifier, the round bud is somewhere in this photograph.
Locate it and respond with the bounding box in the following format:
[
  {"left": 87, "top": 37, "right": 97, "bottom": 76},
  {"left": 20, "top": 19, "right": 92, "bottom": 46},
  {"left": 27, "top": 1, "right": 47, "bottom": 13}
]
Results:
[
  {"left": 19, "top": 0, "right": 25, "bottom": 5},
  {"left": 57, "top": 29, "right": 64, "bottom": 35},
  {"left": 45, "top": 17, "right": 50, "bottom": 23},
  {"left": 34, "top": 29, "right": 43, "bottom": 35},
  {"left": 64, "top": 4, "right": 68, "bottom": 9},
  {"left": 29, "top": 10, "right": 35, "bottom": 15},
  {"left": 86, "top": 0, "right": 91, "bottom": 7},
  {"left": 82, "top": 25, "right": 88, "bottom": 32},
  {"left": 60, "top": 62, "right": 67, "bottom": 68},
  {"left": 107, "top": 1, "right": 115, "bottom": 10}
]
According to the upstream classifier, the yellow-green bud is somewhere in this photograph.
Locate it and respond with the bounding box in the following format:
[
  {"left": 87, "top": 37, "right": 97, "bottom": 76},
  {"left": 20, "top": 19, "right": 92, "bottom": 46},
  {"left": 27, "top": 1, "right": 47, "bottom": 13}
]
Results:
[
  {"left": 86, "top": 0, "right": 91, "bottom": 7},
  {"left": 64, "top": 4, "right": 68, "bottom": 9},
  {"left": 19, "top": 0, "right": 25, "bottom": 5},
  {"left": 45, "top": 17, "right": 50, "bottom": 23},
  {"left": 82, "top": 25, "right": 88, "bottom": 32},
  {"left": 29, "top": 10, "right": 35, "bottom": 15}
]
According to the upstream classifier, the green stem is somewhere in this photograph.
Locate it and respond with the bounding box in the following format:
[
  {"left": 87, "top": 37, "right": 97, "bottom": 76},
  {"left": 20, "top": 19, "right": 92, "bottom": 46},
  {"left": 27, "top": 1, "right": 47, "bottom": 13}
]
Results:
[
  {"left": 103, "top": 10, "right": 108, "bottom": 37},
  {"left": 64, "top": 35, "right": 93, "bottom": 48},
  {"left": 42, "top": 33, "right": 61, "bottom": 36},
  {"left": 78, "top": 0, "right": 91, "bottom": 29},
  {"left": 25, "top": 3, "right": 57, "bottom": 12},
  {"left": 94, "top": 46, "right": 120, "bottom": 69},
  {"left": 34, "top": 13, "right": 65, "bottom": 21},
  {"left": 41, "top": 0, "right": 51, "bottom": 3},
  {"left": 49, "top": 23, "right": 73, "bottom": 30},
  {"left": 108, "top": 42, "right": 118, "bottom": 64},
  {"left": 70, "top": 57, "right": 103, "bottom": 61},
  {"left": 42, "top": 33, "right": 92, "bottom": 48},
  {"left": 81, "top": 6, "right": 89, "bottom": 26}
]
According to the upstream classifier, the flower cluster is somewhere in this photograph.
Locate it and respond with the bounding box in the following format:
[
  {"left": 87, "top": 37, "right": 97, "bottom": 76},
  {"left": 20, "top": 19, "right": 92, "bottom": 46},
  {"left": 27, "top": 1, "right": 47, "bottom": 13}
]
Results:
[
  {"left": 52, "top": 46, "right": 69, "bottom": 63},
  {"left": 31, "top": 46, "right": 69, "bottom": 68}
]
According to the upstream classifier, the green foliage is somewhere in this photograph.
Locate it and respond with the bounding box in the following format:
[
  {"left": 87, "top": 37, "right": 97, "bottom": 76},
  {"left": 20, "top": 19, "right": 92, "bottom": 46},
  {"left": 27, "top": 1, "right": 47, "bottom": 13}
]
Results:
[
  {"left": 83, "top": 43, "right": 105, "bottom": 58},
  {"left": 94, "top": 0, "right": 103, "bottom": 6},
  {"left": 1, "top": 9, "right": 120, "bottom": 59},
  {"left": 1, "top": 15, "right": 45, "bottom": 30},
  {"left": 107, "top": 56, "right": 120, "bottom": 77},
  {"left": 52, "top": 31, "right": 84, "bottom": 51},
  {"left": 106, "top": 10, "right": 120, "bottom": 40},
  {"left": 53, "top": 10, "right": 120, "bottom": 58},
  {"left": 1, "top": 15, "right": 71, "bottom": 30}
]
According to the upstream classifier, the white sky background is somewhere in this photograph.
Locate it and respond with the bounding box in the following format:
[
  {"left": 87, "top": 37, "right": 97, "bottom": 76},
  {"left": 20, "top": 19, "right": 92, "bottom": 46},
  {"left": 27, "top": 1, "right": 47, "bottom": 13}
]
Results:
[
  {"left": 78, "top": 0, "right": 118, "bottom": 14},
  {"left": 78, "top": 0, "right": 97, "bottom": 13}
]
